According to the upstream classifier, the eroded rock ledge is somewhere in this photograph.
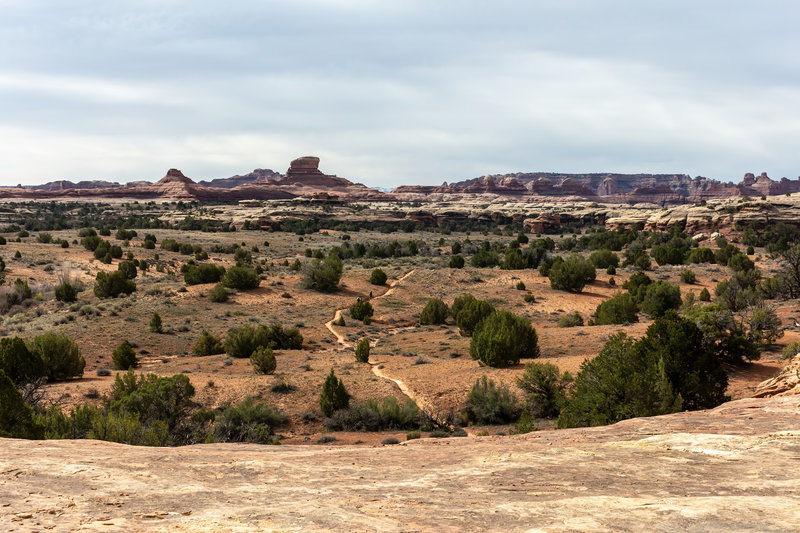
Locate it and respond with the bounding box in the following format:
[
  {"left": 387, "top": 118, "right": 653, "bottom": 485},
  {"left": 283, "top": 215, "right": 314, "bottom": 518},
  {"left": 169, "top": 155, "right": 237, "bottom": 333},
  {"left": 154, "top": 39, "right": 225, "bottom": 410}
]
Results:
[{"left": 2, "top": 395, "right": 800, "bottom": 532}]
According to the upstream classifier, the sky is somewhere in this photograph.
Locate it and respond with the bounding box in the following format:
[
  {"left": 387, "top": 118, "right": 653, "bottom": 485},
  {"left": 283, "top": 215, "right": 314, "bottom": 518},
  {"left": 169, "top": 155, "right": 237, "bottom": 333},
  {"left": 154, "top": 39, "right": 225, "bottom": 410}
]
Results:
[{"left": 1, "top": 0, "right": 799, "bottom": 188}]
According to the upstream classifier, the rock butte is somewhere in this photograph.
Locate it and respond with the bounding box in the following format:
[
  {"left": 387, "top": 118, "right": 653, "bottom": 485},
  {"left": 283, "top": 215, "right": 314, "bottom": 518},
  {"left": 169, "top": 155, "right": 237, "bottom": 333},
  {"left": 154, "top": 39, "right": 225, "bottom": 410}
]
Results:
[
  {"left": 7, "top": 159, "right": 800, "bottom": 205},
  {"left": 2, "top": 394, "right": 800, "bottom": 531}
]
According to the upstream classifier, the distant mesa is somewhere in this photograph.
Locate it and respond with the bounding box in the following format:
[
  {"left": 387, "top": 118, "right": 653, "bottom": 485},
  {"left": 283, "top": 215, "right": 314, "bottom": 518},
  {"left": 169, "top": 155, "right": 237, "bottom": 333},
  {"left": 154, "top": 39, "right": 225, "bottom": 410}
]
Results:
[
  {"left": 157, "top": 169, "right": 195, "bottom": 185},
  {"left": 6, "top": 158, "right": 800, "bottom": 205}
]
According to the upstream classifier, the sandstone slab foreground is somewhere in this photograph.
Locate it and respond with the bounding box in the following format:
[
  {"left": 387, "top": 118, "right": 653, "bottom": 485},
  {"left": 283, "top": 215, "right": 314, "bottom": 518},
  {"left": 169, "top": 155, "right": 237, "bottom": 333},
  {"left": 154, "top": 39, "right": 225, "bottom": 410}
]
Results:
[{"left": 2, "top": 396, "right": 800, "bottom": 532}]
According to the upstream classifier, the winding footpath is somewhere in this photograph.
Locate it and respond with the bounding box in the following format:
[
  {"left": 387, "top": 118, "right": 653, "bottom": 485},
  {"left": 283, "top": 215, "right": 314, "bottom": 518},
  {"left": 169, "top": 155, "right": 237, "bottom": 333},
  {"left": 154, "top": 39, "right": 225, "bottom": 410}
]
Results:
[
  {"left": 324, "top": 269, "right": 416, "bottom": 348},
  {"left": 324, "top": 270, "right": 433, "bottom": 411}
]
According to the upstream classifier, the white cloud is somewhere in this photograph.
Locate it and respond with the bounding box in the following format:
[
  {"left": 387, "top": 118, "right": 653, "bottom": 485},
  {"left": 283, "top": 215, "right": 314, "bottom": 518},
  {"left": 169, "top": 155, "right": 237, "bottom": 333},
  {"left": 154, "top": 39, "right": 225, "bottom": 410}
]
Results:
[{"left": 0, "top": 1, "right": 799, "bottom": 186}]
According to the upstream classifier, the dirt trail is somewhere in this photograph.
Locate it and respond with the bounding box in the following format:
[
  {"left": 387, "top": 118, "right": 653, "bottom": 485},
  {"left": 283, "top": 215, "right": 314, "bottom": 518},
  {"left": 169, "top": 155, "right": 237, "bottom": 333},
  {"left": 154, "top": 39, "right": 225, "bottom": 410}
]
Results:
[
  {"left": 324, "top": 270, "right": 434, "bottom": 410},
  {"left": 370, "top": 363, "right": 433, "bottom": 413},
  {"left": 324, "top": 269, "right": 415, "bottom": 349}
]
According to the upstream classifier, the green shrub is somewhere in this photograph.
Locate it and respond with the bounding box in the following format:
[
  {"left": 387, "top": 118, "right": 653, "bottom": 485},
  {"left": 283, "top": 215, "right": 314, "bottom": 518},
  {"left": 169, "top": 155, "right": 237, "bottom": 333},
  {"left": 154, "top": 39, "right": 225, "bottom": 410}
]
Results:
[
  {"left": 681, "top": 269, "right": 696, "bottom": 284},
  {"left": 209, "top": 283, "right": 229, "bottom": 302},
  {"left": 593, "top": 292, "right": 639, "bottom": 325},
  {"left": 6, "top": 278, "right": 32, "bottom": 307},
  {"left": 369, "top": 268, "right": 388, "bottom": 285},
  {"left": 515, "top": 281, "right": 526, "bottom": 290},
  {"left": 728, "top": 253, "right": 755, "bottom": 273},
  {"left": 406, "top": 429, "right": 421, "bottom": 440},
  {"left": 419, "top": 298, "right": 448, "bottom": 325},
  {"left": 640, "top": 281, "right": 682, "bottom": 318},
  {"left": 108, "top": 371, "right": 196, "bottom": 438},
  {"left": 517, "top": 362, "right": 572, "bottom": 418},
  {"left": 606, "top": 265, "right": 617, "bottom": 275},
  {"left": 222, "top": 266, "right": 260, "bottom": 290},
  {"left": 303, "top": 252, "right": 343, "bottom": 292},
  {"left": 511, "top": 409, "right": 537, "bottom": 434},
  {"left": 320, "top": 368, "right": 350, "bottom": 416},
  {"left": 589, "top": 250, "right": 619, "bottom": 269},
  {"left": 749, "top": 305, "right": 783, "bottom": 347},
  {"left": 184, "top": 263, "right": 226, "bottom": 285},
  {"left": 470, "top": 249, "right": 499, "bottom": 268},
  {"left": 558, "top": 313, "right": 727, "bottom": 428},
  {"left": 449, "top": 254, "right": 465, "bottom": 268},
  {"left": 81, "top": 234, "right": 101, "bottom": 251},
  {"left": 149, "top": 312, "right": 163, "bottom": 333},
  {"left": 687, "top": 247, "right": 715, "bottom": 264},
  {"left": 225, "top": 325, "right": 266, "bottom": 358},
  {"left": 355, "top": 338, "right": 370, "bottom": 363},
  {"left": 463, "top": 376, "right": 520, "bottom": 424},
  {"left": 450, "top": 293, "right": 475, "bottom": 318},
  {"left": 651, "top": 244, "right": 686, "bottom": 265},
  {"left": 28, "top": 333, "right": 84, "bottom": 381},
  {"left": 94, "top": 270, "right": 136, "bottom": 298},
  {"left": 118, "top": 260, "right": 138, "bottom": 280},
  {"left": 0, "top": 370, "right": 43, "bottom": 439},
  {"left": 470, "top": 310, "right": 539, "bottom": 367},
  {"left": 54, "top": 281, "right": 78, "bottom": 302},
  {"left": 524, "top": 293, "right": 536, "bottom": 303},
  {"left": 350, "top": 300, "right": 374, "bottom": 321},
  {"left": 250, "top": 346, "right": 277, "bottom": 374},
  {"left": 0, "top": 337, "right": 45, "bottom": 387},
  {"left": 112, "top": 340, "right": 138, "bottom": 370},
  {"left": 548, "top": 255, "right": 596, "bottom": 293},
  {"left": 699, "top": 287, "right": 711, "bottom": 301},
  {"left": 455, "top": 298, "right": 495, "bottom": 337},
  {"left": 214, "top": 397, "right": 286, "bottom": 444},
  {"left": 116, "top": 228, "right": 137, "bottom": 241},
  {"left": 224, "top": 323, "right": 302, "bottom": 358},
  {"left": 622, "top": 271, "right": 653, "bottom": 302},
  {"left": 558, "top": 312, "right": 583, "bottom": 328},
  {"left": 782, "top": 341, "right": 800, "bottom": 360},
  {"left": 193, "top": 330, "right": 225, "bottom": 356},
  {"left": 326, "top": 397, "right": 420, "bottom": 431}
]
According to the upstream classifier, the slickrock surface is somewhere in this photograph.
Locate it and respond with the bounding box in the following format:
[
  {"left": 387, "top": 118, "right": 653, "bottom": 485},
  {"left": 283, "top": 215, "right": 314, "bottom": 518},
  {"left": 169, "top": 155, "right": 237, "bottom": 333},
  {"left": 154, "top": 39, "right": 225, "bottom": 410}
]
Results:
[{"left": 2, "top": 395, "right": 800, "bottom": 532}]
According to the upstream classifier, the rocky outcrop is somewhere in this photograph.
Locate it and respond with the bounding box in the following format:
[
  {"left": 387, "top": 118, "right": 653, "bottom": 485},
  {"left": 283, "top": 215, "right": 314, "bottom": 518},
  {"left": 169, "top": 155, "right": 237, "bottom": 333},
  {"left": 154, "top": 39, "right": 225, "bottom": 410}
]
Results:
[
  {"left": 754, "top": 354, "right": 800, "bottom": 397},
  {"left": 198, "top": 168, "right": 282, "bottom": 189},
  {"left": 27, "top": 180, "right": 122, "bottom": 191},
  {"left": 392, "top": 171, "right": 800, "bottom": 204},
  {"left": 3, "top": 395, "right": 800, "bottom": 531}
]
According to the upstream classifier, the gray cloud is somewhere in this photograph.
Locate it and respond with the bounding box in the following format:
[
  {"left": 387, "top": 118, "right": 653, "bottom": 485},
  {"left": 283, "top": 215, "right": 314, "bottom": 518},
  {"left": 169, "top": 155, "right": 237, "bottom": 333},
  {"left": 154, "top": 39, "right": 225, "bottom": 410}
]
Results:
[{"left": 1, "top": 0, "right": 799, "bottom": 186}]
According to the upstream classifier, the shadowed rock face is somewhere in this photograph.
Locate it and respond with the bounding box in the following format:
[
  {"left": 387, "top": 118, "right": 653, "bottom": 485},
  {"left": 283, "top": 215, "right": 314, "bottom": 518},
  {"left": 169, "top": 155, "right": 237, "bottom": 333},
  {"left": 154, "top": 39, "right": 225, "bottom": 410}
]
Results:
[{"left": 2, "top": 395, "right": 800, "bottom": 531}]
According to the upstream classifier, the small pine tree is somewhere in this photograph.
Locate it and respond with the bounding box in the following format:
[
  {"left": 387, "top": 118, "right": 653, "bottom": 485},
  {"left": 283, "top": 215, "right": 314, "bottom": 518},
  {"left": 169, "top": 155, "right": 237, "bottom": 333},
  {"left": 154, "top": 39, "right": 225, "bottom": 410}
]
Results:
[
  {"left": 355, "top": 338, "right": 370, "bottom": 363},
  {"left": 149, "top": 312, "right": 163, "bottom": 333},
  {"left": 350, "top": 300, "right": 374, "bottom": 321},
  {"left": 699, "top": 287, "right": 711, "bottom": 301},
  {"left": 320, "top": 368, "right": 349, "bottom": 416},
  {"left": 449, "top": 254, "right": 465, "bottom": 268},
  {"left": 250, "top": 346, "right": 277, "bottom": 375},
  {"left": 54, "top": 281, "right": 78, "bottom": 302},
  {"left": 112, "top": 340, "right": 137, "bottom": 370},
  {"left": 369, "top": 268, "right": 388, "bottom": 286},
  {"left": 419, "top": 298, "right": 448, "bottom": 325},
  {"left": 193, "top": 330, "right": 224, "bottom": 356},
  {"left": 209, "top": 283, "right": 229, "bottom": 303}
]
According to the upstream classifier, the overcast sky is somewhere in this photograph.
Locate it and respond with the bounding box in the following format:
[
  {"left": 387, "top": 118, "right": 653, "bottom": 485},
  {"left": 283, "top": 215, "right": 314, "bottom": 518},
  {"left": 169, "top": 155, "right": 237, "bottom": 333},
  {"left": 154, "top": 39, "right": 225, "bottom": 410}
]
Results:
[{"left": 1, "top": 1, "right": 798, "bottom": 187}]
